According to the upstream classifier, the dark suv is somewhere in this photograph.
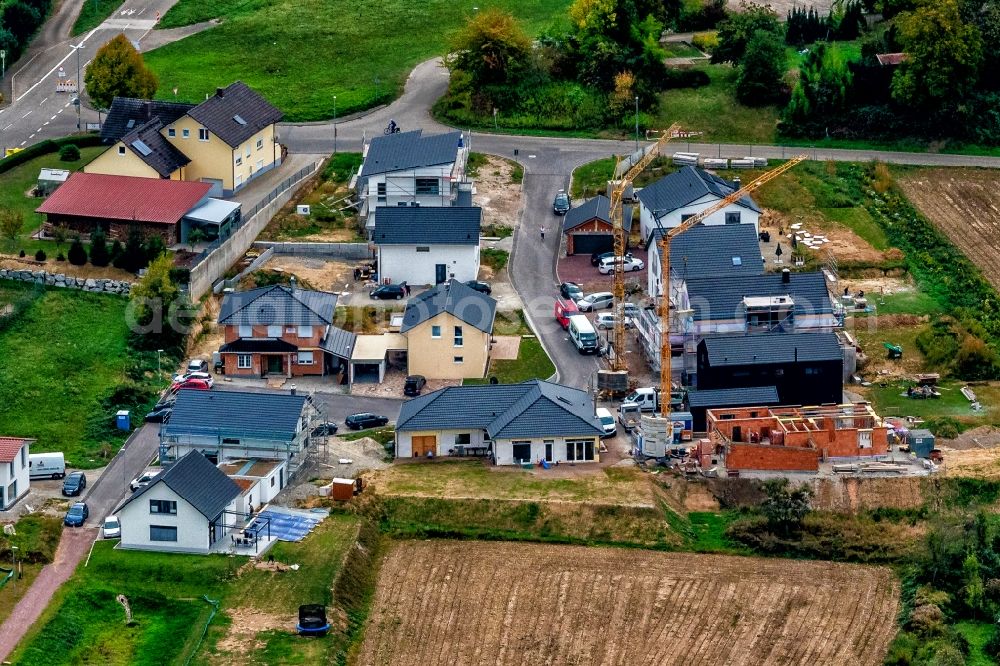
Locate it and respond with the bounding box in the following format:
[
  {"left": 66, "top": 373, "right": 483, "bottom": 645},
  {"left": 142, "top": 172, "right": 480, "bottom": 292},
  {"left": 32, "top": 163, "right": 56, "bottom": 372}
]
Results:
[
  {"left": 345, "top": 413, "right": 390, "bottom": 430},
  {"left": 371, "top": 284, "right": 406, "bottom": 300},
  {"left": 403, "top": 375, "right": 427, "bottom": 396},
  {"left": 553, "top": 190, "right": 571, "bottom": 215},
  {"left": 62, "top": 471, "right": 87, "bottom": 497}
]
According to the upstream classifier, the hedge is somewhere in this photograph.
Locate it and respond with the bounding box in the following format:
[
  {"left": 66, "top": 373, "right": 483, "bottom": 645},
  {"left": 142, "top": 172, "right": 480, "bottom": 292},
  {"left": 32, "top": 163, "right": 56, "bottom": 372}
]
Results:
[{"left": 0, "top": 134, "right": 104, "bottom": 175}]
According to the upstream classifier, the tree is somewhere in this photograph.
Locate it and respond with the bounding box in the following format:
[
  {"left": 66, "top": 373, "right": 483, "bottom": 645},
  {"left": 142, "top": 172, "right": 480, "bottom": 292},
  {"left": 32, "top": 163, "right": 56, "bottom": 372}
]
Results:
[
  {"left": 128, "top": 254, "right": 195, "bottom": 349},
  {"left": 88, "top": 229, "right": 110, "bottom": 267},
  {"left": 712, "top": 1, "right": 783, "bottom": 64},
  {"left": 114, "top": 225, "right": 147, "bottom": 272},
  {"left": 58, "top": 144, "right": 80, "bottom": 162},
  {"left": 736, "top": 29, "right": 786, "bottom": 105},
  {"left": 144, "top": 235, "right": 166, "bottom": 263},
  {"left": 785, "top": 43, "right": 852, "bottom": 123},
  {"left": 51, "top": 224, "right": 68, "bottom": 250},
  {"left": 608, "top": 69, "right": 636, "bottom": 116},
  {"left": 2, "top": 2, "right": 40, "bottom": 45},
  {"left": 67, "top": 236, "right": 87, "bottom": 265},
  {"left": 186, "top": 227, "right": 206, "bottom": 252},
  {"left": 891, "top": 0, "right": 983, "bottom": 111},
  {"left": 449, "top": 8, "right": 533, "bottom": 88},
  {"left": 84, "top": 34, "right": 158, "bottom": 110},
  {"left": 0, "top": 209, "right": 23, "bottom": 249},
  {"left": 110, "top": 239, "right": 123, "bottom": 262},
  {"left": 33, "top": 249, "right": 46, "bottom": 261},
  {"left": 760, "top": 478, "right": 812, "bottom": 535}
]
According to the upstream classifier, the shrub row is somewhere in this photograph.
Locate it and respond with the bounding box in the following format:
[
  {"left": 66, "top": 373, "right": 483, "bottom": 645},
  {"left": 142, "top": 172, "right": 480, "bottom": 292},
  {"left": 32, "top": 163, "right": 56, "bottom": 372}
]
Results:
[{"left": 0, "top": 134, "right": 103, "bottom": 175}]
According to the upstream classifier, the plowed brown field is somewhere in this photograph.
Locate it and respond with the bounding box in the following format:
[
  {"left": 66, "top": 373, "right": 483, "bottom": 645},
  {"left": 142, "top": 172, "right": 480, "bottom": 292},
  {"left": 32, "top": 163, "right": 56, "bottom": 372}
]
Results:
[
  {"left": 896, "top": 169, "right": 1000, "bottom": 291},
  {"left": 359, "top": 541, "right": 900, "bottom": 666}
]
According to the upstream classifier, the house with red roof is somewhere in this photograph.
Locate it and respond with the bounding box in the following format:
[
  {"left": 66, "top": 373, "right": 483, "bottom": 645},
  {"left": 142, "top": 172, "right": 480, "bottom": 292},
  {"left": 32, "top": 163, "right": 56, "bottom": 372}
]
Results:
[
  {"left": 0, "top": 437, "right": 33, "bottom": 510},
  {"left": 35, "top": 172, "right": 236, "bottom": 245}
]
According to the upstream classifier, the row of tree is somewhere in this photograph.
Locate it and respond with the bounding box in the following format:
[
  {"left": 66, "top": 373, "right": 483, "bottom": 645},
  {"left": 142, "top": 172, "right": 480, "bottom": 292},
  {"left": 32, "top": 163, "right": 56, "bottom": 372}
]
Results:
[
  {"left": 61, "top": 226, "right": 164, "bottom": 272},
  {"left": 0, "top": 0, "right": 52, "bottom": 73}
]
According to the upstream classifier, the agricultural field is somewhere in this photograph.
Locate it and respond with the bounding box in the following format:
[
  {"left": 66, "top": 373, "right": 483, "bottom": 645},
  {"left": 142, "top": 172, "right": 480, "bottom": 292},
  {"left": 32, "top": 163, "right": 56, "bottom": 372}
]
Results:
[{"left": 359, "top": 541, "right": 900, "bottom": 666}]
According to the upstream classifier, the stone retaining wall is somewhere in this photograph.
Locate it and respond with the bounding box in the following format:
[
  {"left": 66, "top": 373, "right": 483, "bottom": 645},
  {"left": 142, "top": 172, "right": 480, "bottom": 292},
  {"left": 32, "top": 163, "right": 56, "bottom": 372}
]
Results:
[{"left": 0, "top": 268, "right": 133, "bottom": 295}]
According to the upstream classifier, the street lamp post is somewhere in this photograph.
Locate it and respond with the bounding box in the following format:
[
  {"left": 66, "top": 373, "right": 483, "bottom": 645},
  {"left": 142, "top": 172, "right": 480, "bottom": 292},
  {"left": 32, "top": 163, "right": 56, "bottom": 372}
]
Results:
[
  {"left": 333, "top": 95, "right": 337, "bottom": 153},
  {"left": 634, "top": 95, "right": 639, "bottom": 152},
  {"left": 157, "top": 349, "right": 163, "bottom": 375},
  {"left": 72, "top": 42, "right": 83, "bottom": 130},
  {"left": 11, "top": 545, "right": 18, "bottom": 581}
]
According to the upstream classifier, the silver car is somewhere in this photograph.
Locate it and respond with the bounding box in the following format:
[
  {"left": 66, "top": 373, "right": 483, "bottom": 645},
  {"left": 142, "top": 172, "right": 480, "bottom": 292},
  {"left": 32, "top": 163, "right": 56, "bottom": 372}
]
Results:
[{"left": 576, "top": 292, "right": 614, "bottom": 311}]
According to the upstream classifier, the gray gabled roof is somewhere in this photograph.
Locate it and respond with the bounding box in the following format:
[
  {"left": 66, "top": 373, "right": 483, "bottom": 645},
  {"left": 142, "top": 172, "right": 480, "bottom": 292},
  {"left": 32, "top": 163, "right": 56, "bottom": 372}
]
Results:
[
  {"left": 218, "top": 285, "right": 337, "bottom": 326},
  {"left": 636, "top": 166, "right": 761, "bottom": 219},
  {"left": 400, "top": 280, "right": 496, "bottom": 334},
  {"left": 120, "top": 119, "right": 191, "bottom": 178},
  {"left": 700, "top": 332, "right": 843, "bottom": 366},
  {"left": 360, "top": 129, "right": 462, "bottom": 178},
  {"left": 646, "top": 224, "right": 764, "bottom": 279},
  {"left": 396, "top": 380, "right": 604, "bottom": 439},
  {"left": 373, "top": 207, "right": 481, "bottom": 245},
  {"left": 321, "top": 326, "right": 357, "bottom": 360},
  {"left": 561, "top": 195, "right": 633, "bottom": 234},
  {"left": 119, "top": 450, "right": 241, "bottom": 521},
  {"left": 101, "top": 97, "right": 194, "bottom": 143},
  {"left": 162, "top": 389, "right": 308, "bottom": 441},
  {"left": 685, "top": 271, "right": 833, "bottom": 323},
  {"left": 186, "top": 81, "right": 283, "bottom": 148},
  {"left": 686, "top": 386, "right": 780, "bottom": 408}
]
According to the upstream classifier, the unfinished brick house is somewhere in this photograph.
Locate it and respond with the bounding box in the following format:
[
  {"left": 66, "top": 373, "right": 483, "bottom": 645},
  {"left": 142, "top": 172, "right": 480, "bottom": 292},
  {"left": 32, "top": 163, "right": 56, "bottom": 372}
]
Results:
[{"left": 706, "top": 403, "right": 889, "bottom": 472}]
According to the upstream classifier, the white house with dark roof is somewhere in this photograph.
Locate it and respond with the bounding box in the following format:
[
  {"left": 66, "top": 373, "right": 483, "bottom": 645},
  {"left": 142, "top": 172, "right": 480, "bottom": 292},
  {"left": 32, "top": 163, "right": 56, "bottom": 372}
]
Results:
[
  {"left": 636, "top": 166, "right": 761, "bottom": 242},
  {"left": 374, "top": 207, "right": 482, "bottom": 285},
  {"left": 644, "top": 223, "right": 764, "bottom": 298},
  {"left": 0, "top": 437, "right": 32, "bottom": 510},
  {"left": 395, "top": 380, "right": 604, "bottom": 465}
]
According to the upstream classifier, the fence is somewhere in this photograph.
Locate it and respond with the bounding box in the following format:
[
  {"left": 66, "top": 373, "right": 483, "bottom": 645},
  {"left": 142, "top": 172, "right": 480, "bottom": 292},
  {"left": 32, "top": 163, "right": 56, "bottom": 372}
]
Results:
[
  {"left": 255, "top": 241, "right": 370, "bottom": 260},
  {"left": 187, "top": 161, "right": 320, "bottom": 299}
]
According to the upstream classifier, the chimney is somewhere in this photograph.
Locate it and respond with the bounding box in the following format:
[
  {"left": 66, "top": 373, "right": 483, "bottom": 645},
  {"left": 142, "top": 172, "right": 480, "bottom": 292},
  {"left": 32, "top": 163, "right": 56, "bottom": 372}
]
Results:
[
  {"left": 290, "top": 385, "right": 297, "bottom": 396},
  {"left": 143, "top": 101, "right": 152, "bottom": 121},
  {"left": 781, "top": 268, "right": 790, "bottom": 284},
  {"left": 733, "top": 176, "right": 741, "bottom": 190},
  {"left": 216, "top": 87, "right": 225, "bottom": 98},
  {"left": 290, "top": 276, "right": 297, "bottom": 291}
]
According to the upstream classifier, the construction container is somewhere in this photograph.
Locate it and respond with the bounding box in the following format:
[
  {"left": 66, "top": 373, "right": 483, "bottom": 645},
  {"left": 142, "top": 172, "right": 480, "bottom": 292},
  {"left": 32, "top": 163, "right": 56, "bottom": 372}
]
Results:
[
  {"left": 907, "top": 429, "right": 936, "bottom": 458},
  {"left": 729, "top": 158, "right": 756, "bottom": 169},
  {"left": 703, "top": 158, "right": 729, "bottom": 169},
  {"left": 672, "top": 152, "right": 699, "bottom": 166},
  {"left": 329, "top": 478, "right": 356, "bottom": 501}
]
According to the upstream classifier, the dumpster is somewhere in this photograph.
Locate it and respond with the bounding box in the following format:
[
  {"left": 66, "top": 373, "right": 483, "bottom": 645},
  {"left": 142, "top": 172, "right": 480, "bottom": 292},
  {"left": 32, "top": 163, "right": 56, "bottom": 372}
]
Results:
[{"left": 115, "top": 410, "right": 131, "bottom": 431}]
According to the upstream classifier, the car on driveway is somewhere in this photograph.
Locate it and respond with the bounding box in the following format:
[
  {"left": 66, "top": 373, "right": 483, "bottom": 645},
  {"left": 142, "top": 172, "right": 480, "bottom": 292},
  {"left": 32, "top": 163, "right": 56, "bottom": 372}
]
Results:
[
  {"left": 595, "top": 312, "right": 635, "bottom": 330},
  {"left": 591, "top": 250, "right": 633, "bottom": 267},
  {"left": 559, "top": 282, "right": 583, "bottom": 301},
  {"left": 102, "top": 516, "right": 121, "bottom": 539},
  {"left": 64, "top": 502, "right": 89, "bottom": 527},
  {"left": 62, "top": 471, "right": 87, "bottom": 497},
  {"left": 311, "top": 422, "right": 339, "bottom": 437},
  {"left": 465, "top": 280, "right": 492, "bottom": 295},
  {"left": 345, "top": 413, "right": 389, "bottom": 430},
  {"left": 553, "top": 190, "right": 571, "bottom": 215},
  {"left": 371, "top": 284, "right": 406, "bottom": 300},
  {"left": 172, "top": 371, "right": 214, "bottom": 387},
  {"left": 169, "top": 378, "right": 212, "bottom": 393},
  {"left": 596, "top": 407, "right": 617, "bottom": 438},
  {"left": 403, "top": 375, "right": 427, "bottom": 396},
  {"left": 598, "top": 256, "right": 644, "bottom": 274},
  {"left": 144, "top": 405, "right": 172, "bottom": 423},
  {"left": 576, "top": 292, "right": 614, "bottom": 311},
  {"left": 186, "top": 359, "right": 209, "bottom": 374},
  {"left": 130, "top": 469, "right": 162, "bottom": 492}
]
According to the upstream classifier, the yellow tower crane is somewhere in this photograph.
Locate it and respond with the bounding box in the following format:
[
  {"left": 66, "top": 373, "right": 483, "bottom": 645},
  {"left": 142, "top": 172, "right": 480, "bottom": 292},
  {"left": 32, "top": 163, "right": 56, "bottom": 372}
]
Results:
[{"left": 655, "top": 155, "right": 808, "bottom": 418}]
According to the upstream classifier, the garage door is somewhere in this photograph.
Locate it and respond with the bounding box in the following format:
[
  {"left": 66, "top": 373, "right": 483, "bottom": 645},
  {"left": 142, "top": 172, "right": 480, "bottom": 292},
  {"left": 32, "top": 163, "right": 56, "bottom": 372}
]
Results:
[
  {"left": 571, "top": 234, "right": 613, "bottom": 255},
  {"left": 412, "top": 435, "right": 437, "bottom": 457}
]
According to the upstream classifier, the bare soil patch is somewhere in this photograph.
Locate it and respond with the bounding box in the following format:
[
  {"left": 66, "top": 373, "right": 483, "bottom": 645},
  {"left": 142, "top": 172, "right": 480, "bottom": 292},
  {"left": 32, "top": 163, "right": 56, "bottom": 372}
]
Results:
[
  {"left": 216, "top": 608, "right": 298, "bottom": 653},
  {"left": 475, "top": 155, "right": 522, "bottom": 231},
  {"left": 759, "top": 210, "right": 884, "bottom": 264},
  {"left": 360, "top": 541, "right": 900, "bottom": 666},
  {"left": 897, "top": 168, "right": 1000, "bottom": 291},
  {"left": 259, "top": 255, "right": 355, "bottom": 293}
]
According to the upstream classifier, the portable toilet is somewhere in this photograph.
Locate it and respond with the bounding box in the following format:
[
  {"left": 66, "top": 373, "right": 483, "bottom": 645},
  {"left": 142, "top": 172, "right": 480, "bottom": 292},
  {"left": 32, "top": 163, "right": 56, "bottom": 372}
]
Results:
[
  {"left": 908, "top": 429, "right": 935, "bottom": 458},
  {"left": 115, "top": 410, "right": 131, "bottom": 431}
]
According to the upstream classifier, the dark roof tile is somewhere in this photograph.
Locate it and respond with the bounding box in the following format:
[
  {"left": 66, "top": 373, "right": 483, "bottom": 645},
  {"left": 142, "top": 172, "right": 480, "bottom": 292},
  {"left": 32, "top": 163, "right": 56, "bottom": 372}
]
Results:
[
  {"left": 400, "top": 280, "right": 496, "bottom": 333},
  {"left": 685, "top": 271, "right": 833, "bottom": 322},
  {"left": 360, "top": 129, "right": 462, "bottom": 177},
  {"left": 636, "top": 166, "right": 760, "bottom": 219},
  {"left": 162, "top": 389, "right": 308, "bottom": 441},
  {"left": 373, "top": 207, "right": 481, "bottom": 245},
  {"left": 701, "top": 332, "right": 843, "bottom": 366},
  {"left": 186, "top": 82, "right": 282, "bottom": 148},
  {"left": 647, "top": 224, "right": 764, "bottom": 279},
  {"left": 218, "top": 285, "right": 337, "bottom": 326},
  {"left": 120, "top": 119, "right": 191, "bottom": 178},
  {"left": 101, "top": 97, "right": 194, "bottom": 143},
  {"left": 119, "top": 450, "right": 241, "bottom": 520}
]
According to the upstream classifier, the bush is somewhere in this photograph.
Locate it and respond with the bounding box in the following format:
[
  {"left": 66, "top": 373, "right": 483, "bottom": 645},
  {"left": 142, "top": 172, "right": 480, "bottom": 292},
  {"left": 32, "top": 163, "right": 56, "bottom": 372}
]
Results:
[
  {"left": 662, "top": 68, "right": 711, "bottom": 89},
  {"left": 18, "top": 249, "right": 25, "bottom": 257},
  {"left": 110, "top": 239, "right": 123, "bottom": 261},
  {"left": 924, "top": 417, "right": 961, "bottom": 439},
  {"left": 56, "top": 252, "right": 64, "bottom": 261},
  {"left": 57, "top": 143, "right": 80, "bottom": 162},
  {"left": 88, "top": 229, "right": 110, "bottom": 267},
  {"left": 692, "top": 31, "right": 719, "bottom": 53},
  {"left": 67, "top": 237, "right": 87, "bottom": 265},
  {"left": 33, "top": 248, "right": 46, "bottom": 261}
]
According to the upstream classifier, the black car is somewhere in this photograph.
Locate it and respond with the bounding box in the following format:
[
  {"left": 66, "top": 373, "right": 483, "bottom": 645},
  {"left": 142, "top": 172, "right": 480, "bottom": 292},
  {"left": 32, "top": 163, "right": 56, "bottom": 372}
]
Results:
[
  {"left": 311, "top": 422, "right": 339, "bottom": 437},
  {"left": 144, "top": 406, "right": 172, "bottom": 423},
  {"left": 553, "top": 190, "right": 571, "bottom": 215},
  {"left": 62, "top": 471, "right": 87, "bottom": 497},
  {"left": 465, "top": 280, "right": 492, "bottom": 295},
  {"left": 591, "top": 250, "right": 633, "bottom": 267},
  {"left": 345, "top": 413, "right": 390, "bottom": 430},
  {"left": 371, "top": 284, "right": 406, "bottom": 300},
  {"left": 403, "top": 375, "right": 427, "bottom": 396},
  {"left": 559, "top": 282, "right": 583, "bottom": 300}
]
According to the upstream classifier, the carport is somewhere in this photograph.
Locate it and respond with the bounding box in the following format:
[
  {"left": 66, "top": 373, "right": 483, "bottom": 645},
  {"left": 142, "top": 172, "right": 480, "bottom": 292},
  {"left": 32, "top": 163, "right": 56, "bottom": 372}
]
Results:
[
  {"left": 349, "top": 333, "right": 407, "bottom": 386},
  {"left": 181, "top": 198, "right": 241, "bottom": 244},
  {"left": 562, "top": 194, "right": 632, "bottom": 255}
]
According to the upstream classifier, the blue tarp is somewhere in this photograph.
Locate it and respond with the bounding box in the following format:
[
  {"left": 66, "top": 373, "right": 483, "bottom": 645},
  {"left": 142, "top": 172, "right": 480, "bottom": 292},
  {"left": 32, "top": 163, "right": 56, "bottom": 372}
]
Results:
[{"left": 250, "top": 508, "right": 324, "bottom": 542}]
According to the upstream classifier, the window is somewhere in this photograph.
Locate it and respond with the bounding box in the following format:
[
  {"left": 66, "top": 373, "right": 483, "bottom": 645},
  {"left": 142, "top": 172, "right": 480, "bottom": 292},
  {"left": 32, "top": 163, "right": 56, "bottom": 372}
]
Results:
[
  {"left": 116, "top": 145, "right": 127, "bottom": 156},
  {"left": 245, "top": 146, "right": 251, "bottom": 158},
  {"left": 9, "top": 480, "right": 15, "bottom": 499},
  {"left": 149, "top": 500, "right": 177, "bottom": 515},
  {"left": 222, "top": 438, "right": 240, "bottom": 445},
  {"left": 681, "top": 213, "right": 695, "bottom": 222},
  {"left": 453, "top": 356, "right": 464, "bottom": 364},
  {"left": 198, "top": 128, "right": 209, "bottom": 141},
  {"left": 7, "top": 462, "right": 12, "bottom": 476},
  {"left": 235, "top": 156, "right": 243, "bottom": 166},
  {"left": 256, "top": 160, "right": 263, "bottom": 171},
  {"left": 454, "top": 325, "right": 463, "bottom": 347},
  {"left": 725, "top": 211, "right": 741, "bottom": 225},
  {"left": 297, "top": 351, "right": 314, "bottom": 365},
  {"left": 376, "top": 182, "right": 386, "bottom": 202},
  {"left": 238, "top": 324, "right": 252, "bottom": 337},
  {"left": 416, "top": 246, "right": 430, "bottom": 253},
  {"left": 236, "top": 174, "right": 243, "bottom": 187},
  {"left": 804, "top": 367, "right": 819, "bottom": 375},
  {"left": 20, "top": 445, "right": 26, "bottom": 468},
  {"left": 256, "top": 137, "right": 263, "bottom": 150},
  {"left": 267, "top": 324, "right": 282, "bottom": 337},
  {"left": 565, "top": 439, "right": 596, "bottom": 462},
  {"left": 237, "top": 354, "right": 252, "bottom": 369},
  {"left": 150, "top": 526, "right": 178, "bottom": 542},
  {"left": 456, "top": 433, "right": 471, "bottom": 445},
  {"left": 182, "top": 129, "right": 190, "bottom": 139},
  {"left": 431, "top": 325, "right": 441, "bottom": 338},
  {"left": 270, "top": 476, "right": 275, "bottom": 487},
  {"left": 167, "top": 128, "right": 176, "bottom": 137},
  {"left": 297, "top": 325, "right": 313, "bottom": 338},
  {"left": 512, "top": 441, "right": 531, "bottom": 463},
  {"left": 415, "top": 178, "right": 439, "bottom": 196}
]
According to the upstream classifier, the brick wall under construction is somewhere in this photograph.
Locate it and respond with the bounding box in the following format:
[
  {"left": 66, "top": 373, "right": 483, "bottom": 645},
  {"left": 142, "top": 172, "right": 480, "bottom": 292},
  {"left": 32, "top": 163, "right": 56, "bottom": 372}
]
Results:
[{"left": 727, "top": 443, "right": 819, "bottom": 472}]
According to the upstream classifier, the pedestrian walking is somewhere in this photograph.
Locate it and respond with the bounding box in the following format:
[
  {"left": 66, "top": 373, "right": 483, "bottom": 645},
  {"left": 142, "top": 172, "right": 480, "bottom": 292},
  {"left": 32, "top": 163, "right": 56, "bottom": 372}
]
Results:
[
  {"left": 540, "top": 226, "right": 545, "bottom": 241},
  {"left": 403, "top": 282, "right": 410, "bottom": 297}
]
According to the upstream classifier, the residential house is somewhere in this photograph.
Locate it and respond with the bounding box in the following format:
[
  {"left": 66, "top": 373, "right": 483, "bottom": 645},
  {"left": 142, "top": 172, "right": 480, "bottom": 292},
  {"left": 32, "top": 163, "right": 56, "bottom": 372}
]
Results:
[
  {"left": 561, "top": 194, "right": 633, "bottom": 255},
  {"left": 88, "top": 82, "right": 283, "bottom": 196},
  {"left": 686, "top": 386, "right": 780, "bottom": 431},
  {"left": 158, "top": 389, "right": 317, "bottom": 467},
  {"left": 374, "top": 207, "right": 482, "bottom": 285},
  {"left": 400, "top": 280, "right": 497, "bottom": 380},
  {"left": 357, "top": 129, "right": 469, "bottom": 233},
  {"left": 0, "top": 437, "right": 32, "bottom": 510},
  {"left": 217, "top": 282, "right": 356, "bottom": 379},
  {"left": 36, "top": 172, "right": 214, "bottom": 245},
  {"left": 117, "top": 450, "right": 243, "bottom": 554},
  {"left": 636, "top": 166, "right": 761, "bottom": 243},
  {"left": 644, "top": 223, "right": 764, "bottom": 298},
  {"left": 696, "top": 331, "right": 844, "bottom": 405},
  {"left": 395, "top": 380, "right": 605, "bottom": 465},
  {"left": 217, "top": 458, "right": 288, "bottom": 505}
]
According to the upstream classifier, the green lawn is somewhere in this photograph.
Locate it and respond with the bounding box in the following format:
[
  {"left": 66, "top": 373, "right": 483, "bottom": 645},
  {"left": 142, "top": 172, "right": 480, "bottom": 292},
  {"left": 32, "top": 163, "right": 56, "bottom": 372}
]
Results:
[
  {"left": 571, "top": 157, "right": 615, "bottom": 199},
  {"left": 955, "top": 621, "right": 996, "bottom": 666},
  {"left": 465, "top": 310, "right": 555, "bottom": 384},
  {"left": 145, "top": 0, "right": 571, "bottom": 121},
  {"left": 0, "top": 280, "right": 130, "bottom": 467},
  {"left": 72, "top": 0, "right": 118, "bottom": 35},
  {"left": 664, "top": 41, "right": 706, "bottom": 59},
  {"left": 861, "top": 289, "right": 941, "bottom": 317}
]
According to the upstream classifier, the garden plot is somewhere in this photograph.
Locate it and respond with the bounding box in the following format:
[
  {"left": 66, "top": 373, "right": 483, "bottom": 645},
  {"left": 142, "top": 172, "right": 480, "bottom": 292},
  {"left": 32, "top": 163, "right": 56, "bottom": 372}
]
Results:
[{"left": 360, "top": 541, "right": 900, "bottom": 666}]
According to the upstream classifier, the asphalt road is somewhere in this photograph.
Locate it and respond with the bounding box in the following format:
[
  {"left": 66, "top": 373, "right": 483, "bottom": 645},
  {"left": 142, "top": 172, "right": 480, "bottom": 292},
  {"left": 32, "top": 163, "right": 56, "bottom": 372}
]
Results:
[
  {"left": 211, "top": 382, "right": 404, "bottom": 425},
  {"left": 82, "top": 422, "right": 161, "bottom": 525}
]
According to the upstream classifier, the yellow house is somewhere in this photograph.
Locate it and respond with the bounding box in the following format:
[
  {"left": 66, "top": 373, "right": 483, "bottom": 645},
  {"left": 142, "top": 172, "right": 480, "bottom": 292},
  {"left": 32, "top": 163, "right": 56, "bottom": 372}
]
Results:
[
  {"left": 87, "top": 82, "right": 283, "bottom": 196},
  {"left": 401, "top": 280, "right": 496, "bottom": 380}
]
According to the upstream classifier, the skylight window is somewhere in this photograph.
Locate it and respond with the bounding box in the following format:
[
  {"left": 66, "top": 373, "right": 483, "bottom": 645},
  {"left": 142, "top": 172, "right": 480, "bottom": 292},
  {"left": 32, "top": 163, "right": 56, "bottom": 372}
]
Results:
[
  {"left": 131, "top": 140, "right": 153, "bottom": 156},
  {"left": 125, "top": 119, "right": 135, "bottom": 129},
  {"left": 233, "top": 114, "right": 247, "bottom": 125},
  {"left": 732, "top": 256, "right": 742, "bottom": 266}
]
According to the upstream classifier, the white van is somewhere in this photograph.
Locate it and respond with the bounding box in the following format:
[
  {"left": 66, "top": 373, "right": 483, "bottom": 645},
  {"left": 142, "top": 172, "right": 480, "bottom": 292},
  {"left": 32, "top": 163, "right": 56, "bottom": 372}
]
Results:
[
  {"left": 29, "top": 452, "right": 66, "bottom": 479},
  {"left": 568, "top": 314, "right": 599, "bottom": 354}
]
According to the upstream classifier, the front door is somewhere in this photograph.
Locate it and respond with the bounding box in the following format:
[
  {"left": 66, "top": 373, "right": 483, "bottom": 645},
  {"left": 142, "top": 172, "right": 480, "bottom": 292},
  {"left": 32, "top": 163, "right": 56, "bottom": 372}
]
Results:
[
  {"left": 545, "top": 442, "right": 553, "bottom": 462},
  {"left": 267, "top": 355, "right": 282, "bottom": 374},
  {"left": 435, "top": 264, "right": 447, "bottom": 284},
  {"left": 412, "top": 435, "right": 437, "bottom": 457}
]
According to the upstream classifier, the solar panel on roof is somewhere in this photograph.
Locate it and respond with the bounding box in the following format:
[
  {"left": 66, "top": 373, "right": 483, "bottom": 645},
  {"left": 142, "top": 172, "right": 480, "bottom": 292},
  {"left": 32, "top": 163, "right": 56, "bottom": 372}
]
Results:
[
  {"left": 131, "top": 140, "right": 153, "bottom": 156},
  {"left": 233, "top": 114, "right": 247, "bottom": 125}
]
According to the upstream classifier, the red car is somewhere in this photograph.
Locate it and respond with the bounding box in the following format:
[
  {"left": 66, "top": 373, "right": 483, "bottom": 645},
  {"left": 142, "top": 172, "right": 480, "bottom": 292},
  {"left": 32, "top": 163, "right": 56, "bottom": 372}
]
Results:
[
  {"left": 554, "top": 297, "right": 579, "bottom": 330},
  {"left": 169, "top": 379, "right": 212, "bottom": 393}
]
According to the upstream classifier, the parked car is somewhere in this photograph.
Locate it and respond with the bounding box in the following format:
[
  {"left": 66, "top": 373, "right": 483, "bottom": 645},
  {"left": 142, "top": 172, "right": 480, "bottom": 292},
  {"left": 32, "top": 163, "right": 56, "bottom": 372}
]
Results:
[
  {"left": 129, "top": 469, "right": 161, "bottom": 492},
  {"left": 403, "top": 375, "right": 427, "bottom": 396},
  {"left": 465, "top": 280, "right": 492, "bottom": 295},
  {"left": 186, "top": 358, "right": 209, "bottom": 374},
  {"left": 311, "top": 422, "right": 339, "bottom": 437},
  {"left": 102, "top": 516, "right": 121, "bottom": 539},
  {"left": 576, "top": 292, "right": 614, "bottom": 311},
  {"left": 153, "top": 395, "right": 176, "bottom": 411},
  {"left": 595, "top": 312, "right": 635, "bottom": 330},
  {"left": 592, "top": 251, "right": 633, "bottom": 267},
  {"left": 169, "top": 378, "right": 212, "bottom": 393},
  {"left": 371, "top": 284, "right": 406, "bottom": 300},
  {"left": 559, "top": 282, "right": 583, "bottom": 301},
  {"left": 596, "top": 407, "right": 617, "bottom": 438},
  {"left": 144, "top": 405, "right": 172, "bottom": 423},
  {"left": 345, "top": 413, "right": 390, "bottom": 430},
  {"left": 554, "top": 297, "right": 580, "bottom": 330},
  {"left": 171, "top": 371, "right": 214, "bottom": 387},
  {"left": 623, "top": 302, "right": 641, "bottom": 319},
  {"left": 552, "top": 190, "right": 571, "bottom": 215},
  {"left": 62, "top": 471, "right": 87, "bottom": 497},
  {"left": 598, "top": 256, "right": 644, "bottom": 275},
  {"left": 64, "top": 502, "right": 89, "bottom": 527}
]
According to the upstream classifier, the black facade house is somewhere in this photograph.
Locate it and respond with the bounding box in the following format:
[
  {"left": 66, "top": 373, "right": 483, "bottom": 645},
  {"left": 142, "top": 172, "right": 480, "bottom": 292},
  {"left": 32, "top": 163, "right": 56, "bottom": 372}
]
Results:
[{"left": 695, "top": 332, "right": 844, "bottom": 406}]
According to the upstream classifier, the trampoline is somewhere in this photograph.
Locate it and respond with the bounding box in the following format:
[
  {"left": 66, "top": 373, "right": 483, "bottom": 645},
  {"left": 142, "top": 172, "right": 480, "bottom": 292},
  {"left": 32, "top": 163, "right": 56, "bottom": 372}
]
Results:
[{"left": 250, "top": 507, "right": 325, "bottom": 542}]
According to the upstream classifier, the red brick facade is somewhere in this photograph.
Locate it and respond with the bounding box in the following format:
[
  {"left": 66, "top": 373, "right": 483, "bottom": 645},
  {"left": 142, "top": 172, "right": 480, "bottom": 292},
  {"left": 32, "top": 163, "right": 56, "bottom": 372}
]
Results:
[
  {"left": 221, "top": 324, "right": 327, "bottom": 378},
  {"left": 42, "top": 216, "right": 178, "bottom": 245},
  {"left": 726, "top": 442, "right": 819, "bottom": 472},
  {"left": 565, "top": 219, "right": 613, "bottom": 255}
]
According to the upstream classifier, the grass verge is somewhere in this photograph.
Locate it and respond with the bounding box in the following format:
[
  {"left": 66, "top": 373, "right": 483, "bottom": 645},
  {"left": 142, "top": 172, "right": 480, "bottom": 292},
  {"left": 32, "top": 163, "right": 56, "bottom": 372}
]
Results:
[{"left": 72, "top": 0, "right": 117, "bottom": 35}]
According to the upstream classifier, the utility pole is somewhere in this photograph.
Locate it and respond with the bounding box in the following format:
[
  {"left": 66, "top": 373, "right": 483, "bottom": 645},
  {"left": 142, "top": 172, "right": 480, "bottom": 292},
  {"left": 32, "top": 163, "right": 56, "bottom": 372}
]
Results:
[
  {"left": 333, "top": 95, "right": 337, "bottom": 153},
  {"left": 72, "top": 42, "right": 83, "bottom": 130},
  {"left": 634, "top": 96, "right": 639, "bottom": 153}
]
